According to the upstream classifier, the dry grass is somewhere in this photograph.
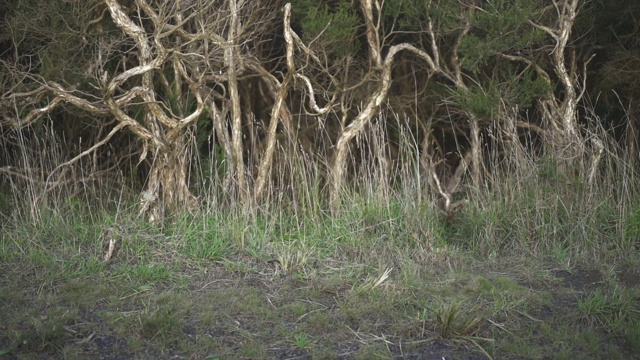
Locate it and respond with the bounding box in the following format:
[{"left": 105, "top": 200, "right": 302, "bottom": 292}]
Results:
[{"left": 1, "top": 109, "right": 640, "bottom": 359}]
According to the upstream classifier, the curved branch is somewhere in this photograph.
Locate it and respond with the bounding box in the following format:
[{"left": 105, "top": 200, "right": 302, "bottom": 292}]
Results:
[
  {"left": 44, "top": 122, "right": 128, "bottom": 189},
  {"left": 331, "top": 42, "right": 439, "bottom": 208},
  {"left": 105, "top": 0, "right": 151, "bottom": 60}
]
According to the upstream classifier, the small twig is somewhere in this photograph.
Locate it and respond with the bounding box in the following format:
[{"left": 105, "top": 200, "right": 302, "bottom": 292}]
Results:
[{"left": 194, "top": 279, "right": 234, "bottom": 292}]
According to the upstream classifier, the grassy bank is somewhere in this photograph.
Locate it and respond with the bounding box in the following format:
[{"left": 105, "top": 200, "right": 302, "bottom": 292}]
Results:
[{"left": 1, "top": 165, "right": 639, "bottom": 359}]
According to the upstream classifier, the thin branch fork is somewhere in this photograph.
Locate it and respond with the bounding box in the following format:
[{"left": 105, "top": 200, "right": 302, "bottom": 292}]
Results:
[
  {"left": 330, "top": 41, "right": 440, "bottom": 208},
  {"left": 44, "top": 122, "right": 128, "bottom": 189}
]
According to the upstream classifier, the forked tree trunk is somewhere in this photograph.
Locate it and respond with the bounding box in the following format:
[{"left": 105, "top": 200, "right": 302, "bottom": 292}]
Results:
[
  {"left": 530, "top": 0, "right": 586, "bottom": 172},
  {"left": 140, "top": 135, "right": 197, "bottom": 223},
  {"left": 329, "top": 44, "right": 439, "bottom": 209}
]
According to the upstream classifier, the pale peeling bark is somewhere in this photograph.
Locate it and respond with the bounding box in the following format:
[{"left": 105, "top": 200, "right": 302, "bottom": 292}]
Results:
[
  {"left": 253, "top": 87, "right": 290, "bottom": 204},
  {"left": 105, "top": 0, "right": 150, "bottom": 60},
  {"left": 251, "top": 5, "right": 296, "bottom": 204},
  {"left": 226, "top": 0, "right": 248, "bottom": 207},
  {"left": 359, "top": 0, "right": 382, "bottom": 67},
  {"left": 330, "top": 44, "right": 439, "bottom": 208},
  {"left": 211, "top": 100, "right": 235, "bottom": 192},
  {"left": 251, "top": 4, "right": 305, "bottom": 203},
  {"left": 529, "top": 0, "right": 584, "bottom": 155},
  {"left": 105, "top": 0, "right": 205, "bottom": 222},
  {"left": 327, "top": 1, "right": 436, "bottom": 207},
  {"left": 326, "top": 1, "right": 487, "bottom": 205},
  {"left": 468, "top": 115, "right": 482, "bottom": 189},
  {"left": 1, "top": 0, "right": 269, "bottom": 220},
  {"left": 140, "top": 135, "right": 197, "bottom": 222},
  {"left": 449, "top": 19, "right": 482, "bottom": 189}
]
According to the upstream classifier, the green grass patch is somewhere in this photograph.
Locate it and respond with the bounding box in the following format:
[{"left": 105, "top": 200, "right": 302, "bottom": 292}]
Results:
[{"left": 2, "top": 187, "right": 640, "bottom": 359}]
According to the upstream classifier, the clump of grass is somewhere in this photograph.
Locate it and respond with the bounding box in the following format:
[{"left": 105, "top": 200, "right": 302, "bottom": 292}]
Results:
[
  {"left": 271, "top": 239, "right": 318, "bottom": 275},
  {"left": 123, "top": 263, "right": 175, "bottom": 284},
  {"left": 434, "top": 302, "right": 493, "bottom": 359},
  {"left": 435, "top": 303, "right": 484, "bottom": 340},
  {"left": 293, "top": 332, "right": 312, "bottom": 348},
  {"left": 352, "top": 267, "right": 393, "bottom": 295},
  {"left": 577, "top": 285, "right": 640, "bottom": 332},
  {"left": 13, "top": 308, "right": 79, "bottom": 353},
  {"left": 168, "top": 214, "right": 237, "bottom": 261}
]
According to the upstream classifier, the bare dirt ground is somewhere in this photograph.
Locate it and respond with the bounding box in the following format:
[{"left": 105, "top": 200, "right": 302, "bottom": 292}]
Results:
[{"left": 2, "top": 254, "right": 639, "bottom": 360}]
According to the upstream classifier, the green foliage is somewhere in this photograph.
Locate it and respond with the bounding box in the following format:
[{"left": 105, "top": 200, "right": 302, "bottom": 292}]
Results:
[
  {"left": 578, "top": 285, "right": 640, "bottom": 332},
  {"left": 384, "top": 0, "right": 429, "bottom": 33},
  {"left": 426, "top": 1, "right": 467, "bottom": 34},
  {"left": 460, "top": 0, "right": 546, "bottom": 70},
  {"left": 450, "top": 66, "right": 550, "bottom": 118},
  {"left": 293, "top": 332, "right": 312, "bottom": 348},
  {"left": 440, "top": 0, "right": 552, "bottom": 118},
  {"left": 295, "top": 0, "right": 360, "bottom": 60},
  {"left": 508, "top": 68, "right": 552, "bottom": 108},
  {"left": 451, "top": 85, "right": 502, "bottom": 118}
]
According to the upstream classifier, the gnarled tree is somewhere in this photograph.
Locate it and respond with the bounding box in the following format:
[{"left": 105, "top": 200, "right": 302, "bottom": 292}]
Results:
[{"left": 1, "top": 0, "right": 273, "bottom": 221}]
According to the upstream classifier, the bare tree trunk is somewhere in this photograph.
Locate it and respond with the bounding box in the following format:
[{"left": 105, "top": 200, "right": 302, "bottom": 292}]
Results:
[
  {"left": 329, "top": 44, "right": 439, "bottom": 208},
  {"left": 1, "top": 0, "right": 277, "bottom": 221},
  {"left": 468, "top": 115, "right": 482, "bottom": 189},
  {"left": 251, "top": 6, "right": 296, "bottom": 203},
  {"left": 253, "top": 84, "right": 291, "bottom": 203},
  {"left": 529, "top": 0, "right": 585, "bottom": 167},
  {"left": 141, "top": 134, "right": 198, "bottom": 223},
  {"left": 226, "top": 0, "right": 247, "bottom": 207}
]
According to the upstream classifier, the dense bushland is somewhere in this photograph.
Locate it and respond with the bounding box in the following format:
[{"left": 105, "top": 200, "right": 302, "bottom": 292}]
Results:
[{"left": 0, "top": 0, "right": 638, "bottom": 238}]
